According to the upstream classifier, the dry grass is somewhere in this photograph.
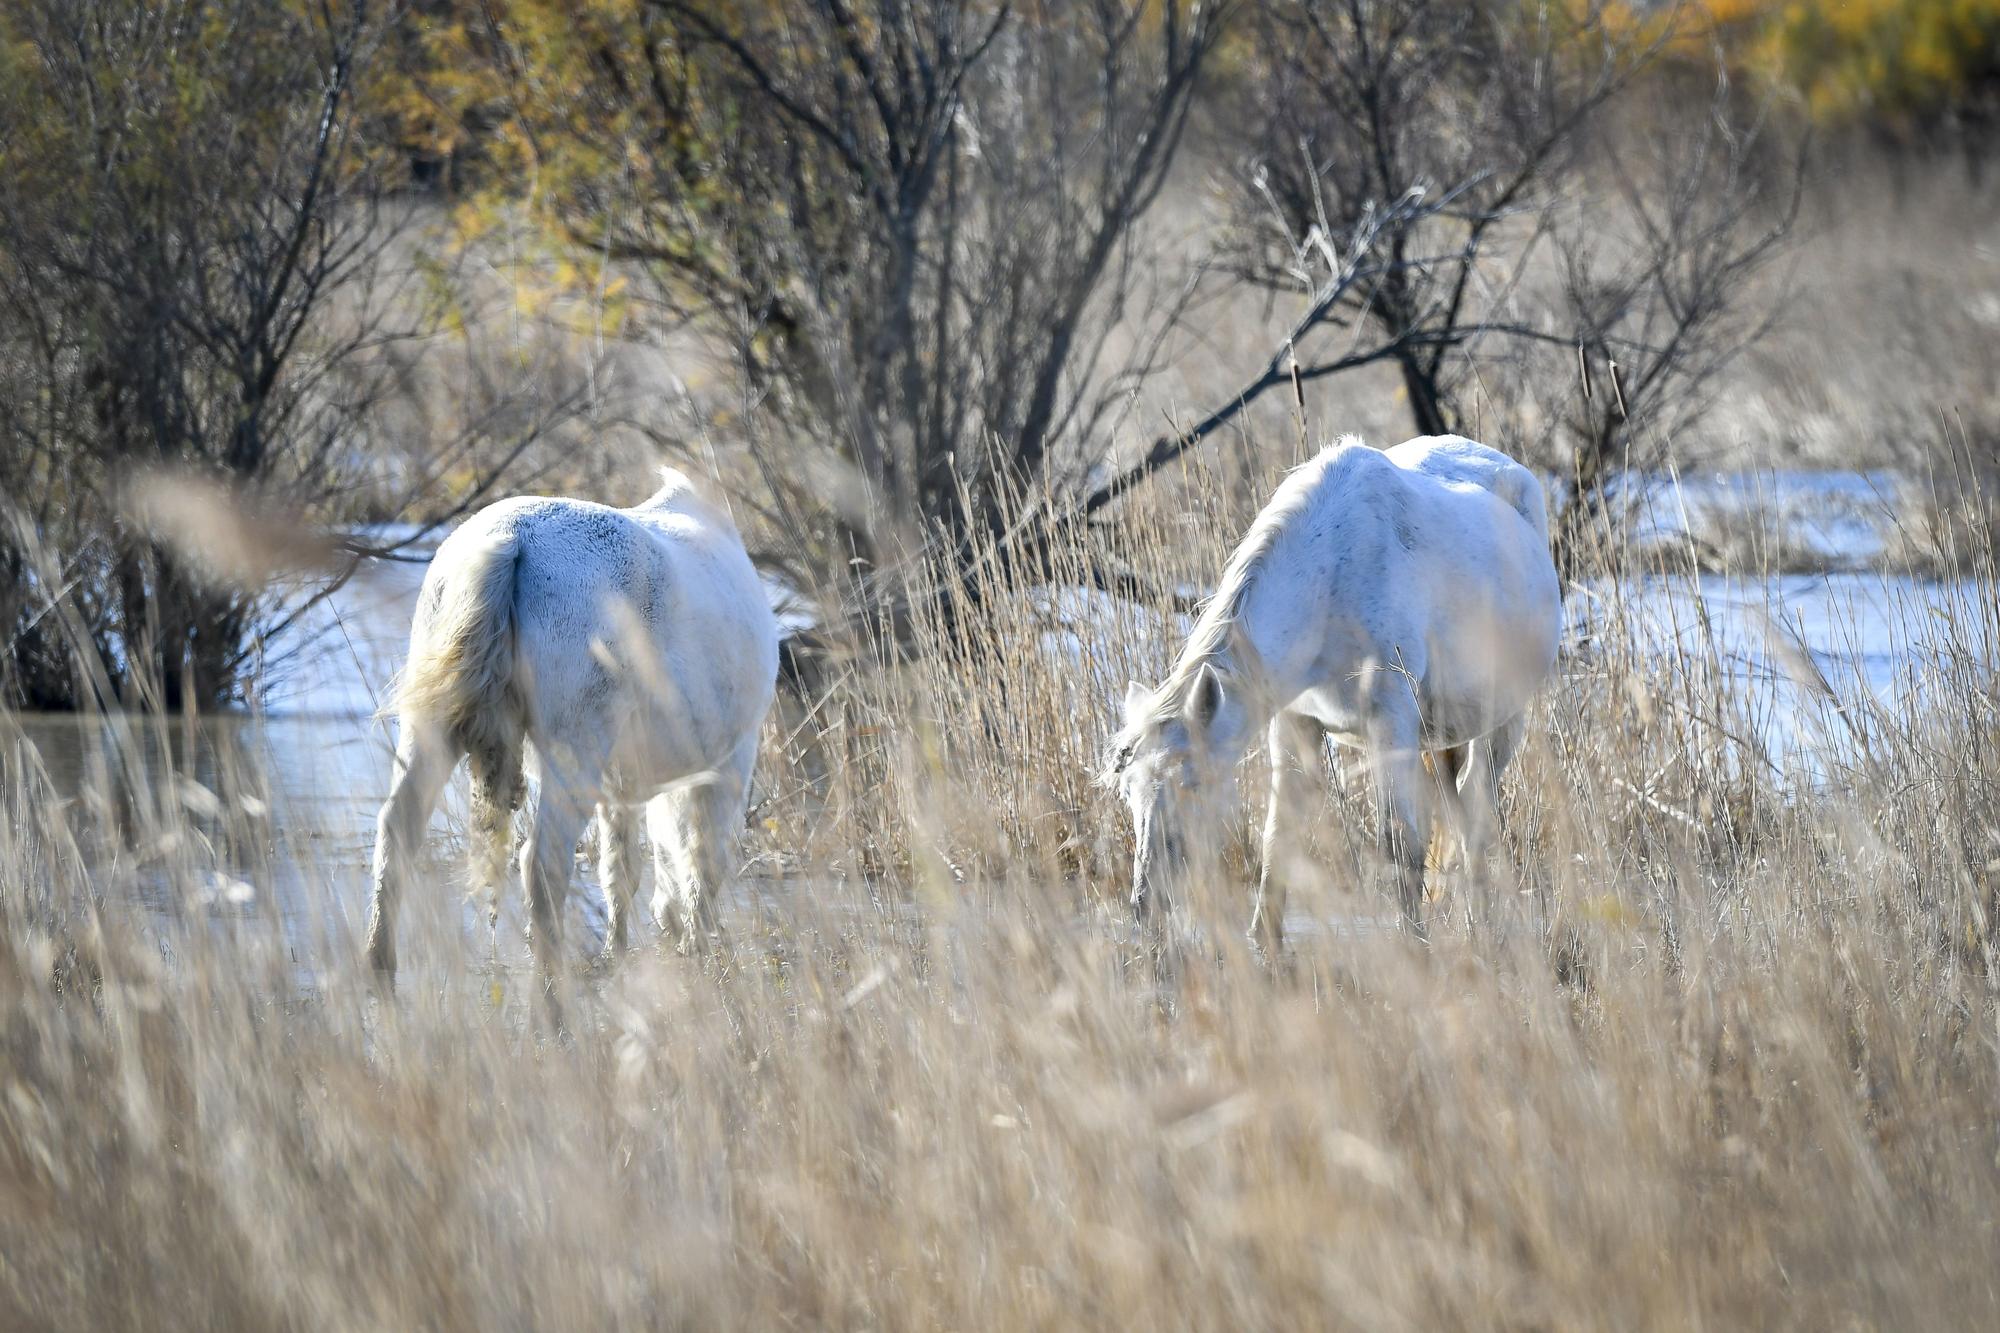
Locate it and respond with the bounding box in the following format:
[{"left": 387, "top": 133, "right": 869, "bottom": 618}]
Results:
[{"left": 5, "top": 448, "right": 2000, "bottom": 1331}]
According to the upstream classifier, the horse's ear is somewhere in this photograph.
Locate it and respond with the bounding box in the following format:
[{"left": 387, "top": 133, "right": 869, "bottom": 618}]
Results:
[
  {"left": 1184, "top": 663, "right": 1224, "bottom": 732},
  {"left": 1123, "top": 680, "right": 1152, "bottom": 721}
]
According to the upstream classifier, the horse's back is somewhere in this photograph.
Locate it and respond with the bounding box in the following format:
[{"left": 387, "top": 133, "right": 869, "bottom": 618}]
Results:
[
  {"left": 1283, "top": 435, "right": 1549, "bottom": 563},
  {"left": 1385, "top": 434, "right": 1550, "bottom": 545},
  {"left": 466, "top": 485, "right": 766, "bottom": 650},
  {"left": 443, "top": 486, "right": 777, "bottom": 771},
  {"left": 1271, "top": 435, "right": 1558, "bottom": 746}
]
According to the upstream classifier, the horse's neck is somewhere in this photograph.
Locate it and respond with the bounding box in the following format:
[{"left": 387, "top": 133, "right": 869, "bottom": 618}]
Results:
[
  {"left": 1225, "top": 549, "right": 1317, "bottom": 713},
  {"left": 1195, "top": 633, "right": 1276, "bottom": 757}
]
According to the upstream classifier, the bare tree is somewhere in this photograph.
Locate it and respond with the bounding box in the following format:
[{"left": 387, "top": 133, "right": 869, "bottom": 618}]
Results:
[
  {"left": 1158, "top": 2, "right": 1800, "bottom": 587},
  {"left": 440, "top": 0, "right": 1796, "bottom": 677},
  {"left": 1539, "top": 72, "right": 1804, "bottom": 577},
  {"left": 0, "top": 0, "right": 567, "bottom": 709},
  {"left": 1216, "top": 0, "right": 1643, "bottom": 439},
  {"left": 460, "top": 0, "right": 1228, "bottom": 586}
]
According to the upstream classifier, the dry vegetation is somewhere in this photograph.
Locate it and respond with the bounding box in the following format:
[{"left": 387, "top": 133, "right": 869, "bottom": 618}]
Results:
[
  {"left": 4, "top": 448, "right": 2000, "bottom": 1330},
  {"left": 7, "top": 2, "right": 2000, "bottom": 1326}
]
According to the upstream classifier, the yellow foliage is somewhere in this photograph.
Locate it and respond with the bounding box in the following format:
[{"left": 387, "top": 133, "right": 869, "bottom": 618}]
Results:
[
  {"left": 1751, "top": 0, "right": 2000, "bottom": 123},
  {"left": 1605, "top": 0, "right": 2000, "bottom": 125}
]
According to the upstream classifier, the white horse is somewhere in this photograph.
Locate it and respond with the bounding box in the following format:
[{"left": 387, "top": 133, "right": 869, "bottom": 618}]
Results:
[
  {"left": 366, "top": 468, "right": 780, "bottom": 983},
  {"left": 1105, "top": 435, "right": 1561, "bottom": 940}
]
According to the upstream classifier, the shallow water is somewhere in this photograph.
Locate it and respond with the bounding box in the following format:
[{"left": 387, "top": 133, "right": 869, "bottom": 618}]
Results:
[
  {"left": 1600, "top": 570, "right": 1994, "bottom": 773},
  {"left": 10, "top": 709, "right": 422, "bottom": 981},
  {"left": 1619, "top": 467, "right": 1909, "bottom": 568},
  {"left": 6, "top": 709, "right": 907, "bottom": 983},
  {"left": 8, "top": 473, "right": 1994, "bottom": 962}
]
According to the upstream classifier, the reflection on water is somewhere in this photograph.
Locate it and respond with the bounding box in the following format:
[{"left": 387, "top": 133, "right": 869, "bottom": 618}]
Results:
[
  {"left": 6, "top": 481, "right": 1995, "bottom": 974},
  {"left": 17, "top": 711, "right": 398, "bottom": 850},
  {"left": 4, "top": 709, "right": 806, "bottom": 982},
  {"left": 6, "top": 710, "right": 417, "bottom": 978}
]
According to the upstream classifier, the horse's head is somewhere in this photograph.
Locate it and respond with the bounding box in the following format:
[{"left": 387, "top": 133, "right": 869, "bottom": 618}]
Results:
[{"left": 1103, "top": 662, "right": 1249, "bottom": 917}]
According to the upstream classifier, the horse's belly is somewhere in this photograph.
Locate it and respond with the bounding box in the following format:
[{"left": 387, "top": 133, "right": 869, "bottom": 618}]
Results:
[
  {"left": 1420, "top": 601, "right": 1559, "bottom": 745},
  {"left": 609, "top": 689, "right": 756, "bottom": 787},
  {"left": 608, "top": 720, "right": 711, "bottom": 789},
  {"left": 1417, "top": 682, "right": 1531, "bottom": 748},
  {"left": 604, "top": 632, "right": 774, "bottom": 791}
]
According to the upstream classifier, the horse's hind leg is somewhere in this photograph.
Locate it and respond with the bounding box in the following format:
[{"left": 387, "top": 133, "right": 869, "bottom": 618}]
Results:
[
  {"left": 467, "top": 741, "right": 523, "bottom": 942},
  {"left": 596, "top": 800, "right": 640, "bottom": 957},
  {"left": 367, "top": 721, "right": 458, "bottom": 983},
  {"left": 1457, "top": 715, "right": 1523, "bottom": 867},
  {"left": 648, "top": 736, "right": 755, "bottom": 951},
  {"left": 526, "top": 783, "right": 590, "bottom": 972},
  {"left": 523, "top": 743, "right": 607, "bottom": 995}
]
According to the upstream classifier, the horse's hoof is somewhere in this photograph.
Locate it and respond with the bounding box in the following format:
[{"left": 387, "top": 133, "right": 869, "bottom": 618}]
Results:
[
  {"left": 539, "top": 1005, "right": 574, "bottom": 1047},
  {"left": 534, "top": 969, "right": 570, "bottom": 1027}
]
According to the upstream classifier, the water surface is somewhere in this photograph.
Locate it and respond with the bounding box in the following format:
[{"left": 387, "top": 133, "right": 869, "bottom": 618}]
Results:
[{"left": 10, "top": 472, "right": 1993, "bottom": 962}]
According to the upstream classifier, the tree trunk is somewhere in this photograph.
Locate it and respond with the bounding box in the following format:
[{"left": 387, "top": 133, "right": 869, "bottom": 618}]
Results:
[{"left": 1396, "top": 351, "right": 1452, "bottom": 438}]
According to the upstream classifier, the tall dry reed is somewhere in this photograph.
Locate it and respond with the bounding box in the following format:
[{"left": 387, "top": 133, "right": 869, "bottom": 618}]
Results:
[{"left": 3, "top": 444, "right": 1999, "bottom": 1329}]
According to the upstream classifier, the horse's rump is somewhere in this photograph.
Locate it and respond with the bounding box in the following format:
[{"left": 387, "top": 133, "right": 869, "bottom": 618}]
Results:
[{"left": 393, "top": 524, "right": 526, "bottom": 764}]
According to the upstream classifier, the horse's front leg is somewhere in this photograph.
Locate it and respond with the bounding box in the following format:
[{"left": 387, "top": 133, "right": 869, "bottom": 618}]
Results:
[
  {"left": 1426, "top": 744, "right": 1470, "bottom": 873},
  {"left": 1253, "top": 711, "right": 1325, "bottom": 951},
  {"left": 1369, "top": 710, "right": 1433, "bottom": 938},
  {"left": 648, "top": 736, "right": 755, "bottom": 953}
]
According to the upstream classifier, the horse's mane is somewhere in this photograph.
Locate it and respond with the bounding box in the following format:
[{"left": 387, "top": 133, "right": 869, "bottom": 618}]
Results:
[{"left": 1108, "top": 436, "right": 1361, "bottom": 763}]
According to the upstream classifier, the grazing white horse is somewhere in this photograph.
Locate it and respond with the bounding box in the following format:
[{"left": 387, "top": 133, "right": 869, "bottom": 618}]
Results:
[
  {"left": 366, "top": 468, "right": 779, "bottom": 983},
  {"left": 1105, "top": 435, "right": 1561, "bottom": 940}
]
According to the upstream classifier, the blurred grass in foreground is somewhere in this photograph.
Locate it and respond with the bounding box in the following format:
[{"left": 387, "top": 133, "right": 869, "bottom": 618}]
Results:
[{"left": 3, "top": 453, "right": 2000, "bottom": 1329}]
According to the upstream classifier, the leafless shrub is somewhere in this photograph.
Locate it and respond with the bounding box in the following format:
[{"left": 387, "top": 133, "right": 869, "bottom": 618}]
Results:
[
  {"left": 1537, "top": 70, "right": 1806, "bottom": 578},
  {"left": 0, "top": 1, "right": 572, "bottom": 710},
  {"left": 1217, "top": 0, "right": 1643, "bottom": 438}
]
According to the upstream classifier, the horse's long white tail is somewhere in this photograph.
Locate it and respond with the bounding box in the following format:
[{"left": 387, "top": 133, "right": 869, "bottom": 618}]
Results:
[{"left": 394, "top": 529, "right": 523, "bottom": 761}]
